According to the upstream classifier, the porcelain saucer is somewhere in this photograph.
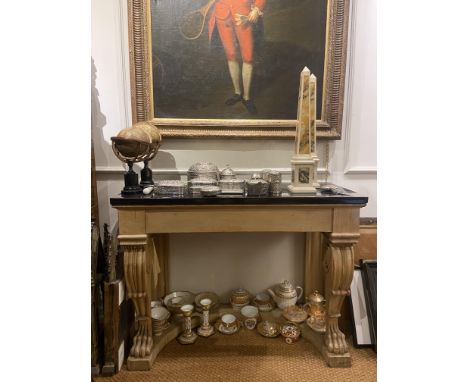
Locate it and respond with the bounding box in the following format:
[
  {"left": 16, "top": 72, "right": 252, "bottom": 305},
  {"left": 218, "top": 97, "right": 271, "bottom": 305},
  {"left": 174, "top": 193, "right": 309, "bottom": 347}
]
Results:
[
  {"left": 215, "top": 321, "right": 240, "bottom": 335},
  {"left": 282, "top": 305, "right": 308, "bottom": 324},
  {"left": 257, "top": 321, "right": 281, "bottom": 338},
  {"left": 306, "top": 316, "right": 326, "bottom": 333}
]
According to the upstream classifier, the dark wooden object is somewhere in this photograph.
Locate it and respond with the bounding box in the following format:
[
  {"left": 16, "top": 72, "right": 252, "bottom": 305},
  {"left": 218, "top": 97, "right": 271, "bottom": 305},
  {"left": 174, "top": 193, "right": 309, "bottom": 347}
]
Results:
[
  {"left": 102, "top": 280, "right": 135, "bottom": 376},
  {"left": 91, "top": 140, "right": 100, "bottom": 227},
  {"left": 91, "top": 223, "right": 100, "bottom": 376},
  {"left": 102, "top": 281, "right": 119, "bottom": 376}
]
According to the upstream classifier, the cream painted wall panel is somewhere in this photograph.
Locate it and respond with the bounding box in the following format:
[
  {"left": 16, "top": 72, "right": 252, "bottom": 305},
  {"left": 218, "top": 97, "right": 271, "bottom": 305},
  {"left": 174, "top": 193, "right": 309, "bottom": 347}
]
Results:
[
  {"left": 168, "top": 233, "right": 304, "bottom": 302},
  {"left": 325, "top": 0, "right": 377, "bottom": 217},
  {"left": 92, "top": 0, "right": 131, "bottom": 169},
  {"left": 343, "top": 0, "right": 377, "bottom": 173}
]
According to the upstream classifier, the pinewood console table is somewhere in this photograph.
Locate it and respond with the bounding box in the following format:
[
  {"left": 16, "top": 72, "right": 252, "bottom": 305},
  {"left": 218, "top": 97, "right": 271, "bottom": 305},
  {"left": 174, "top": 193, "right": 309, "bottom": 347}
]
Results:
[{"left": 110, "top": 189, "right": 368, "bottom": 370}]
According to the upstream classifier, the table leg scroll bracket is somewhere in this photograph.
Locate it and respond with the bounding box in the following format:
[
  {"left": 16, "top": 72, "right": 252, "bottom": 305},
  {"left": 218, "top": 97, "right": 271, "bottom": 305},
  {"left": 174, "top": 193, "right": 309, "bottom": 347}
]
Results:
[{"left": 322, "top": 235, "right": 356, "bottom": 366}]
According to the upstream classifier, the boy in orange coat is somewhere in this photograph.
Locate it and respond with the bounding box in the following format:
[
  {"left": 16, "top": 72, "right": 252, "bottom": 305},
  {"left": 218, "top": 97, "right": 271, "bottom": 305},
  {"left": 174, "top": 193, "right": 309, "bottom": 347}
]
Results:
[{"left": 208, "top": 0, "right": 266, "bottom": 114}]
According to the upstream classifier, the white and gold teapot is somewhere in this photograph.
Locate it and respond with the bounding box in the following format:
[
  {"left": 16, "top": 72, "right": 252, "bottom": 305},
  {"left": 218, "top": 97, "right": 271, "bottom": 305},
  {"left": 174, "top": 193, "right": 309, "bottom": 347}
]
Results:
[{"left": 268, "top": 280, "right": 303, "bottom": 309}]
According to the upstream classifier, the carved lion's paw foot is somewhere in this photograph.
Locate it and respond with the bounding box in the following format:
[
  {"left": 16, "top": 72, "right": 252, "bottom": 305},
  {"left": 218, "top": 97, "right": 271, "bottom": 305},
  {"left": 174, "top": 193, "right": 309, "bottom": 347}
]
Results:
[
  {"left": 130, "top": 325, "right": 153, "bottom": 357},
  {"left": 141, "top": 326, "right": 153, "bottom": 356},
  {"left": 130, "top": 326, "right": 142, "bottom": 357},
  {"left": 325, "top": 323, "right": 348, "bottom": 355}
]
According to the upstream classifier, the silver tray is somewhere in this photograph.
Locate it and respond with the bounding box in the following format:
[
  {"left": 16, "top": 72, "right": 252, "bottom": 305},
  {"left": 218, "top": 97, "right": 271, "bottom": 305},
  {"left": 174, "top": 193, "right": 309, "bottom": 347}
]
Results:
[
  {"left": 220, "top": 189, "right": 245, "bottom": 195},
  {"left": 201, "top": 186, "right": 221, "bottom": 196}
]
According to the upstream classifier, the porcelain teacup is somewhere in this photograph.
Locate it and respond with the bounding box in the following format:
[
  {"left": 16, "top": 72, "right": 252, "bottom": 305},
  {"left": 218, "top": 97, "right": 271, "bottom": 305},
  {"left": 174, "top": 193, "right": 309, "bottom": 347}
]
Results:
[
  {"left": 240, "top": 305, "right": 259, "bottom": 329},
  {"left": 221, "top": 314, "right": 237, "bottom": 329},
  {"left": 254, "top": 292, "right": 273, "bottom": 311},
  {"left": 255, "top": 292, "right": 271, "bottom": 304},
  {"left": 151, "top": 306, "right": 169, "bottom": 321}
]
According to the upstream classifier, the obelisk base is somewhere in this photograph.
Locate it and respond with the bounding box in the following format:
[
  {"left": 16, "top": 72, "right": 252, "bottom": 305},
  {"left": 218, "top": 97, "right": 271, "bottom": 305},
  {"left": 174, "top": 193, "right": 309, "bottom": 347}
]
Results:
[{"left": 288, "top": 154, "right": 320, "bottom": 194}]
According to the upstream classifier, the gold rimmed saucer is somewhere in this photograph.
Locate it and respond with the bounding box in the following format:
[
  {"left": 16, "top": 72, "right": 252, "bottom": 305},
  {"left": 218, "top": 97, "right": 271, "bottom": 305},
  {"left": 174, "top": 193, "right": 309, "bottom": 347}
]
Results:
[
  {"left": 306, "top": 316, "right": 326, "bottom": 333},
  {"left": 257, "top": 321, "right": 281, "bottom": 338},
  {"left": 215, "top": 320, "right": 240, "bottom": 335},
  {"left": 282, "top": 305, "right": 308, "bottom": 324}
]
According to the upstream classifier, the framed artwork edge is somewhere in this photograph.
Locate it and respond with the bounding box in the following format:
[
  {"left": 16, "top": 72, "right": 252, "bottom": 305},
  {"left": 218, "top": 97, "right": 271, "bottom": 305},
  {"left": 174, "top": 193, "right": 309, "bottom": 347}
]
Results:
[
  {"left": 128, "top": 0, "right": 349, "bottom": 140},
  {"left": 348, "top": 267, "right": 374, "bottom": 349}
]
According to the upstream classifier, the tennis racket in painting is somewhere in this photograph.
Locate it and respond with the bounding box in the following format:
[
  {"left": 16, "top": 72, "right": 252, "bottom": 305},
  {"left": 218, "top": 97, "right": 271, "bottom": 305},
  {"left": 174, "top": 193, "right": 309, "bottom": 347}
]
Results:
[{"left": 179, "top": 0, "right": 216, "bottom": 40}]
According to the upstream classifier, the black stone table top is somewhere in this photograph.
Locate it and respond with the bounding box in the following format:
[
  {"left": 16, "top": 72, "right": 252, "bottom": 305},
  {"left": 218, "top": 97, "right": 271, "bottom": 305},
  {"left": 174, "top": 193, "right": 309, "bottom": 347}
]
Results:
[{"left": 110, "top": 184, "right": 368, "bottom": 207}]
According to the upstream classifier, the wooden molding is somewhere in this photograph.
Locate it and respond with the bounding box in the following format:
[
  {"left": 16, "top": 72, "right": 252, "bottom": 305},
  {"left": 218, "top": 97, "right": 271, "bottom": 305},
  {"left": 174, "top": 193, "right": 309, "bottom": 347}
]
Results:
[
  {"left": 118, "top": 234, "right": 148, "bottom": 246},
  {"left": 344, "top": 166, "right": 377, "bottom": 175},
  {"left": 96, "top": 166, "right": 330, "bottom": 176}
]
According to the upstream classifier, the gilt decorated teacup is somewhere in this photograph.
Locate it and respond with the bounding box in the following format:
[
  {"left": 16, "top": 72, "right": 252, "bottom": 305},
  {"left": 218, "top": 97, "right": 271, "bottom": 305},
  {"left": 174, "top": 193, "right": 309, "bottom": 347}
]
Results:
[
  {"left": 221, "top": 314, "right": 237, "bottom": 329},
  {"left": 241, "top": 305, "right": 259, "bottom": 329}
]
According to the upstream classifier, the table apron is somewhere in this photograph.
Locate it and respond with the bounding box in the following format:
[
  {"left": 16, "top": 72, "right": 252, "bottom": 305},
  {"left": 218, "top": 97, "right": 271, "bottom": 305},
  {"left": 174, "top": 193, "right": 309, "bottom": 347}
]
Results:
[{"left": 145, "top": 206, "right": 333, "bottom": 233}]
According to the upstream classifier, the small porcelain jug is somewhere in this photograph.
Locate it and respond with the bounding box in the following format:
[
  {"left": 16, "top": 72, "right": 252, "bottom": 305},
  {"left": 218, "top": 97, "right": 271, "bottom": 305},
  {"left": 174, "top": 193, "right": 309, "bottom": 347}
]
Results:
[{"left": 268, "top": 280, "right": 303, "bottom": 309}]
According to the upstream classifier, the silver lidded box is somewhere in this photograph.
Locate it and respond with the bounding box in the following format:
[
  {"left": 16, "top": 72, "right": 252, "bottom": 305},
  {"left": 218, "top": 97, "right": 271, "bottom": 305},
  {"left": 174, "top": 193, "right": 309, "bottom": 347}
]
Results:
[
  {"left": 188, "top": 177, "right": 218, "bottom": 196},
  {"left": 220, "top": 164, "right": 236, "bottom": 180},
  {"left": 219, "top": 179, "right": 245, "bottom": 194},
  {"left": 246, "top": 173, "right": 269, "bottom": 196},
  {"left": 187, "top": 162, "right": 220, "bottom": 181},
  {"left": 219, "top": 165, "right": 244, "bottom": 194},
  {"left": 262, "top": 169, "right": 282, "bottom": 196},
  {"left": 155, "top": 180, "right": 187, "bottom": 197}
]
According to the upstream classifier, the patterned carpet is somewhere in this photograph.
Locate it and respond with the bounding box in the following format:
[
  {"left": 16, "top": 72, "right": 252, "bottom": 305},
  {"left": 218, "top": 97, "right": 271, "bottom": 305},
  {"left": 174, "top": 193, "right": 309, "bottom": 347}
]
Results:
[{"left": 95, "top": 329, "right": 376, "bottom": 382}]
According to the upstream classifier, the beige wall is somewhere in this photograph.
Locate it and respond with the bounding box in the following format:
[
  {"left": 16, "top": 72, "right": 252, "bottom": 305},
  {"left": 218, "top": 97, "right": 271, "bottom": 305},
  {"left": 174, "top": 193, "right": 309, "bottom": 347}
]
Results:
[{"left": 92, "top": 0, "right": 376, "bottom": 297}]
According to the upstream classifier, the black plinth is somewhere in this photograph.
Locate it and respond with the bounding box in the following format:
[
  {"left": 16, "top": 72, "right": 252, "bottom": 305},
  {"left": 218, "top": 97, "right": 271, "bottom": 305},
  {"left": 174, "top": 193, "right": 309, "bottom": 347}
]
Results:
[
  {"left": 121, "top": 167, "right": 142, "bottom": 196},
  {"left": 140, "top": 161, "right": 154, "bottom": 187}
]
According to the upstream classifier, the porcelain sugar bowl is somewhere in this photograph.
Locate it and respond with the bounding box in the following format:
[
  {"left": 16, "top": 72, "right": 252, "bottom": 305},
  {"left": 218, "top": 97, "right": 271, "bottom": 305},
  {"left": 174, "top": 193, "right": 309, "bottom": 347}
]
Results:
[
  {"left": 281, "top": 322, "right": 301, "bottom": 344},
  {"left": 267, "top": 280, "right": 303, "bottom": 309},
  {"left": 230, "top": 288, "right": 251, "bottom": 310}
]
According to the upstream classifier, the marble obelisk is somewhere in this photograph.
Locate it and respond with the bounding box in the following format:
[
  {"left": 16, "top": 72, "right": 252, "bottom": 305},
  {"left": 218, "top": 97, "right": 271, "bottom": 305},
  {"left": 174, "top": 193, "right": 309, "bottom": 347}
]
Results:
[{"left": 288, "top": 67, "right": 320, "bottom": 193}]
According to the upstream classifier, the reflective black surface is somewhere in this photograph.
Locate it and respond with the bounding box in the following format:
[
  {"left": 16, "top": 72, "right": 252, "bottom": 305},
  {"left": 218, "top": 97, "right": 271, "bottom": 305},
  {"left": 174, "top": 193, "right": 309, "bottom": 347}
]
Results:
[{"left": 110, "top": 184, "right": 368, "bottom": 206}]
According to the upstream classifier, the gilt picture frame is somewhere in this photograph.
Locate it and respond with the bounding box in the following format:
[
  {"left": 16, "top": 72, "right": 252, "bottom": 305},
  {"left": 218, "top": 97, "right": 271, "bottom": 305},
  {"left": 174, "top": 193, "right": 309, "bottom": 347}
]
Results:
[{"left": 127, "top": 0, "right": 350, "bottom": 139}]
